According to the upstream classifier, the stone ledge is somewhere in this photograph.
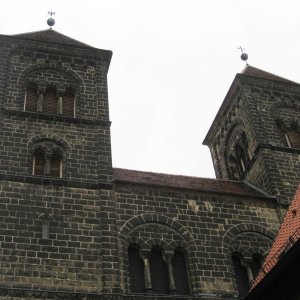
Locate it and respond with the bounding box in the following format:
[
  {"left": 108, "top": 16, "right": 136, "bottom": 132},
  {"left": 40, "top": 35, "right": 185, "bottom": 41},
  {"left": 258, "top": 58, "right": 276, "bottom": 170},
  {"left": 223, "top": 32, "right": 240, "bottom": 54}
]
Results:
[
  {"left": 0, "top": 174, "right": 112, "bottom": 190},
  {"left": 0, "top": 287, "right": 237, "bottom": 300},
  {"left": 3, "top": 109, "right": 111, "bottom": 127}
]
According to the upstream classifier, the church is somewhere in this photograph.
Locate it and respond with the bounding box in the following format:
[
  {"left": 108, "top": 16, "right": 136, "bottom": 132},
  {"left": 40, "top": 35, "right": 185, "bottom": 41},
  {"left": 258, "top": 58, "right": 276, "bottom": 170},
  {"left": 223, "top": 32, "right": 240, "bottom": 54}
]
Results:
[{"left": 0, "top": 18, "right": 299, "bottom": 300}]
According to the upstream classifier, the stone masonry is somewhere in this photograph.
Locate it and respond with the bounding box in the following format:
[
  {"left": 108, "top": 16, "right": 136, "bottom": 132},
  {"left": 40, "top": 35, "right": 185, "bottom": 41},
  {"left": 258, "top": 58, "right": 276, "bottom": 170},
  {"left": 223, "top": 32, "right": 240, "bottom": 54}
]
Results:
[{"left": 0, "top": 29, "right": 299, "bottom": 300}]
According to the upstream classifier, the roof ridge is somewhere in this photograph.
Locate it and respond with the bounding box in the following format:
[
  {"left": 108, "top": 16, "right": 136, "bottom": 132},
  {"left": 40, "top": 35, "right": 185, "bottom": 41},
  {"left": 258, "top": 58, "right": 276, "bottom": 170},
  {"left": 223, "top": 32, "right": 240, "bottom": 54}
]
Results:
[
  {"left": 10, "top": 29, "right": 95, "bottom": 49},
  {"left": 113, "top": 167, "right": 241, "bottom": 182},
  {"left": 241, "top": 65, "right": 299, "bottom": 85}
]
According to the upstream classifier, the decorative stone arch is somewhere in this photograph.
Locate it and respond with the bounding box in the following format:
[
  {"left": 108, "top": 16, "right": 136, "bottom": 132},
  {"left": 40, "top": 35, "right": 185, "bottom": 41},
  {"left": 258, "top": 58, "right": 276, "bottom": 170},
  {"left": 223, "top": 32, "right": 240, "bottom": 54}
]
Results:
[
  {"left": 268, "top": 99, "right": 300, "bottom": 117},
  {"left": 18, "top": 63, "right": 85, "bottom": 115},
  {"left": 222, "top": 223, "right": 276, "bottom": 255},
  {"left": 28, "top": 134, "right": 71, "bottom": 153},
  {"left": 17, "top": 63, "right": 85, "bottom": 93},
  {"left": 119, "top": 213, "right": 195, "bottom": 247}
]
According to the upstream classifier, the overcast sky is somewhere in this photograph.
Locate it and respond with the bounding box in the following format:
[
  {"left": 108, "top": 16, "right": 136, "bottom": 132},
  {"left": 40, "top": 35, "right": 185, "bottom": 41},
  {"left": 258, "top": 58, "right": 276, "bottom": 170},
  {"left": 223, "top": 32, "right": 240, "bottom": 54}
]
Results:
[{"left": 1, "top": 0, "right": 300, "bottom": 178}]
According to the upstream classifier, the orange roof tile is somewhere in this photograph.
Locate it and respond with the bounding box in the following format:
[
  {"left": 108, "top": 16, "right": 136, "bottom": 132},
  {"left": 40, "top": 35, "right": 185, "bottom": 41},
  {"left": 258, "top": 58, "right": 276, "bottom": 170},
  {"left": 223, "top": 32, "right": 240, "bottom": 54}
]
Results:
[{"left": 252, "top": 185, "right": 300, "bottom": 288}]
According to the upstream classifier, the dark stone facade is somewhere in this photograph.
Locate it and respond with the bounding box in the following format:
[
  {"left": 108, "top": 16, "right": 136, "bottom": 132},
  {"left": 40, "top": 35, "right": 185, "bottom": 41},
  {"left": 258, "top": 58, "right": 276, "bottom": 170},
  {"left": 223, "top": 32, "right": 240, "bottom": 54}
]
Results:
[{"left": 0, "top": 30, "right": 299, "bottom": 300}]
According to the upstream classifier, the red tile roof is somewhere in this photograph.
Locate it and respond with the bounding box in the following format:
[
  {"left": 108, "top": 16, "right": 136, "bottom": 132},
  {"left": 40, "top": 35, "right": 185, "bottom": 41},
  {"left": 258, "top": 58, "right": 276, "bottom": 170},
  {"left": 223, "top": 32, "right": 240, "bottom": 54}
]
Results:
[
  {"left": 113, "top": 168, "right": 270, "bottom": 198},
  {"left": 252, "top": 185, "right": 300, "bottom": 288},
  {"left": 12, "top": 29, "right": 94, "bottom": 48},
  {"left": 241, "top": 65, "right": 298, "bottom": 85}
]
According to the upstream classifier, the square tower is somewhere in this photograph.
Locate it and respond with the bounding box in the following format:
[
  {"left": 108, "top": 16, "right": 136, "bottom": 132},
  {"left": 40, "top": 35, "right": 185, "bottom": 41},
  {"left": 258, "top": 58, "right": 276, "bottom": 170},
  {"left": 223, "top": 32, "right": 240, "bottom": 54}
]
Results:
[{"left": 204, "top": 66, "right": 300, "bottom": 204}]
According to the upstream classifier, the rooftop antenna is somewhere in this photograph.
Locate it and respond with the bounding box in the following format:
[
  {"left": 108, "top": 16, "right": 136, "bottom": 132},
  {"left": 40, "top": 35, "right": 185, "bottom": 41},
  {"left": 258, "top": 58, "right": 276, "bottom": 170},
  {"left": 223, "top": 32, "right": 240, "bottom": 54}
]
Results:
[
  {"left": 238, "top": 46, "right": 249, "bottom": 65},
  {"left": 47, "top": 11, "right": 55, "bottom": 29}
]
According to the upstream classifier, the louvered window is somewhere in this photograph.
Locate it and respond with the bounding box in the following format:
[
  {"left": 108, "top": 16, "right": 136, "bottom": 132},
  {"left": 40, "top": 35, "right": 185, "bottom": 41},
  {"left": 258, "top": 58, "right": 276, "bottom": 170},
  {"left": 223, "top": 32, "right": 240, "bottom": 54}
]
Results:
[
  {"left": 150, "top": 248, "right": 169, "bottom": 294},
  {"left": 33, "top": 149, "right": 45, "bottom": 176},
  {"left": 50, "top": 150, "right": 62, "bottom": 178},
  {"left": 63, "top": 89, "right": 75, "bottom": 117},
  {"left": 43, "top": 87, "right": 58, "bottom": 114},
  {"left": 288, "top": 131, "right": 300, "bottom": 148},
  {"left": 172, "top": 249, "right": 190, "bottom": 295},
  {"left": 25, "top": 86, "right": 38, "bottom": 112},
  {"left": 128, "top": 246, "right": 146, "bottom": 293}
]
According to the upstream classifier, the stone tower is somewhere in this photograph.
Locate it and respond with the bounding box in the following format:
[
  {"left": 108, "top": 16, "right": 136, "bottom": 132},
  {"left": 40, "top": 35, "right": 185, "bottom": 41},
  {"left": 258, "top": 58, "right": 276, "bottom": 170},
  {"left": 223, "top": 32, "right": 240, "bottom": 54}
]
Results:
[
  {"left": 0, "top": 29, "right": 120, "bottom": 294},
  {"left": 204, "top": 66, "right": 300, "bottom": 205}
]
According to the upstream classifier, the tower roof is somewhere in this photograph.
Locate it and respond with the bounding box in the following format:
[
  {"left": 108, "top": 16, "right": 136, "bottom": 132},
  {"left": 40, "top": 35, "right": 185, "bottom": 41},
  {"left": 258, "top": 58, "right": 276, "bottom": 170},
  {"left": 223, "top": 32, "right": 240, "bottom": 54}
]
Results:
[
  {"left": 11, "top": 29, "right": 95, "bottom": 49},
  {"left": 241, "top": 65, "right": 298, "bottom": 85}
]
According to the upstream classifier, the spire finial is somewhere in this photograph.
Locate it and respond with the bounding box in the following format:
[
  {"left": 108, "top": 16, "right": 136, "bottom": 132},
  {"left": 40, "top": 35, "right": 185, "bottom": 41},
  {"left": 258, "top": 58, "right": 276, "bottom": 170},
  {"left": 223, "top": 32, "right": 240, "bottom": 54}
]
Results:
[
  {"left": 238, "top": 46, "right": 249, "bottom": 65},
  {"left": 47, "top": 11, "right": 55, "bottom": 29}
]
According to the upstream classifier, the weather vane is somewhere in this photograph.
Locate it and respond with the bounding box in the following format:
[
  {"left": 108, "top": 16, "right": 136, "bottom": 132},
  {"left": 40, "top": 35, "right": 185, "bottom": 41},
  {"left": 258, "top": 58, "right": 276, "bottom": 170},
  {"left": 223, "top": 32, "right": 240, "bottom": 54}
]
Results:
[
  {"left": 47, "top": 11, "right": 56, "bottom": 29},
  {"left": 237, "top": 46, "right": 249, "bottom": 65}
]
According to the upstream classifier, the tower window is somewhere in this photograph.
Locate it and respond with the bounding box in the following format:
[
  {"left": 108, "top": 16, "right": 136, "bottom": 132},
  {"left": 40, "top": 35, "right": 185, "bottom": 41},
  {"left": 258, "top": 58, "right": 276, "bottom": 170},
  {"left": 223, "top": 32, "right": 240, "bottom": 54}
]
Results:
[
  {"left": 63, "top": 88, "right": 76, "bottom": 117},
  {"left": 43, "top": 86, "right": 58, "bottom": 115},
  {"left": 50, "top": 150, "right": 63, "bottom": 178},
  {"left": 32, "top": 145, "right": 64, "bottom": 178},
  {"left": 32, "top": 149, "right": 46, "bottom": 176},
  {"left": 24, "top": 84, "right": 76, "bottom": 117},
  {"left": 24, "top": 86, "right": 39, "bottom": 112}
]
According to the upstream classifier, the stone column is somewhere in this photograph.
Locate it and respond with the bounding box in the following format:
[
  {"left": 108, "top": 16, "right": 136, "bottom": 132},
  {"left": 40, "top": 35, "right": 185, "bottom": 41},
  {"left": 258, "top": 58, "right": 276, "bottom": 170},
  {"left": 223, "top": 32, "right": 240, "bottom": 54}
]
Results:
[
  {"left": 141, "top": 251, "right": 152, "bottom": 293},
  {"left": 57, "top": 95, "right": 63, "bottom": 115},
  {"left": 164, "top": 253, "right": 176, "bottom": 294}
]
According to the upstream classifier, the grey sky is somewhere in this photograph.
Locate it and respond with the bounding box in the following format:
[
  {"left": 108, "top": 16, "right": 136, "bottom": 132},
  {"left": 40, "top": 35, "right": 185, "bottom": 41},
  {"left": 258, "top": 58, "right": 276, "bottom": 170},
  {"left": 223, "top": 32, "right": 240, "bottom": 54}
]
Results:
[{"left": 1, "top": 0, "right": 300, "bottom": 178}]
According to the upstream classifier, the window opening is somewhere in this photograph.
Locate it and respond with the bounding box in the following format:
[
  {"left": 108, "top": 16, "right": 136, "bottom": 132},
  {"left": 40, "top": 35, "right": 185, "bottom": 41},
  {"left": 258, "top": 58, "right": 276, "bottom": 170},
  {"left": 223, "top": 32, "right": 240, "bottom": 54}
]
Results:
[
  {"left": 232, "top": 253, "right": 249, "bottom": 298},
  {"left": 128, "top": 245, "right": 146, "bottom": 293},
  {"left": 24, "top": 86, "right": 39, "bottom": 112},
  {"left": 150, "top": 248, "right": 169, "bottom": 294},
  {"left": 63, "top": 89, "right": 75, "bottom": 117},
  {"left": 172, "top": 248, "right": 190, "bottom": 295},
  {"left": 43, "top": 87, "right": 58, "bottom": 114},
  {"left": 33, "top": 149, "right": 45, "bottom": 176}
]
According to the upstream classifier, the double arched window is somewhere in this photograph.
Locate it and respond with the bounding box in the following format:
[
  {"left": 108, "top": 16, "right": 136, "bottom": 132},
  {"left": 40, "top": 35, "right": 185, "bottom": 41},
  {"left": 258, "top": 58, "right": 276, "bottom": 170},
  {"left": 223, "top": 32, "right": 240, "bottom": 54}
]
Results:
[
  {"left": 24, "top": 84, "right": 76, "bottom": 117},
  {"left": 228, "top": 132, "right": 251, "bottom": 179},
  {"left": 32, "top": 143, "right": 64, "bottom": 178},
  {"left": 128, "top": 245, "right": 190, "bottom": 295}
]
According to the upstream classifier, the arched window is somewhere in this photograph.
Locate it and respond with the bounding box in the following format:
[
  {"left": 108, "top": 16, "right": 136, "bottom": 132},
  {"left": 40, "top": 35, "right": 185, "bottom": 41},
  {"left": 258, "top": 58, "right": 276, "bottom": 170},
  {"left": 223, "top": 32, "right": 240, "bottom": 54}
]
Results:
[
  {"left": 32, "top": 148, "right": 45, "bottom": 176},
  {"left": 32, "top": 144, "right": 64, "bottom": 178},
  {"left": 128, "top": 245, "right": 146, "bottom": 293},
  {"left": 150, "top": 247, "right": 169, "bottom": 294},
  {"left": 43, "top": 86, "right": 58, "bottom": 114},
  {"left": 232, "top": 253, "right": 249, "bottom": 298},
  {"left": 172, "top": 248, "right": 190, "bottom": 295},
  {"left": 24, "top": 85, "right": 39, "bottom": 112},
  {"left": 63, "top": 88, "right": 76, "bottom": 117}
]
